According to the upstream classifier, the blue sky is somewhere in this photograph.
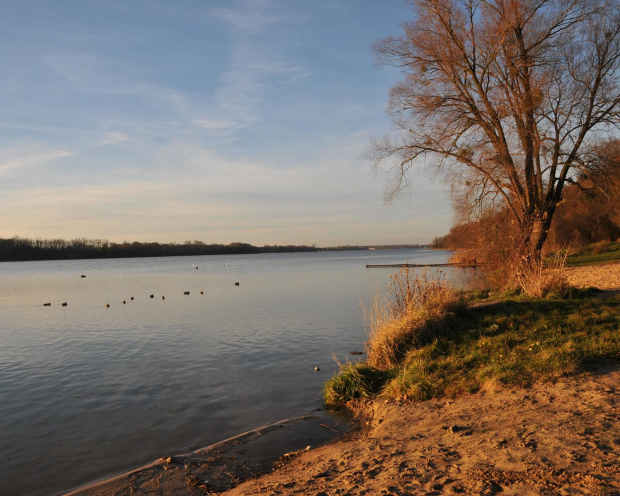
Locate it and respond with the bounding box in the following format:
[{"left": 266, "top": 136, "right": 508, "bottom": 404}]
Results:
[{"left": 0, "top": 1, "right": 451, "bottom": 246}]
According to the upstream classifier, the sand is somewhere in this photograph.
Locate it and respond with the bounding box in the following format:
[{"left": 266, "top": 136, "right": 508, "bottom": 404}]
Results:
[
  {"left": 64, "top": 262, "right": 620, "bottom": 496},
  {"left": 563, "top": 261, "right": 620, "bottom": 291},
  {"left": 225, "top": 364, "right": 620, "bottom": 496}
]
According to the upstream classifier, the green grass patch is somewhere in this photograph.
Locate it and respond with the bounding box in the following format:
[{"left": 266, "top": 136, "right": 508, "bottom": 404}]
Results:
[
  {"left": 324, "top": 295, "right": 620, "bottom": 407},
  {"left": 565, "top": 241, "right": 620, "bottom": 266},
  {"left": 323, "top": 363, "right": 393, "bottom": 406}
]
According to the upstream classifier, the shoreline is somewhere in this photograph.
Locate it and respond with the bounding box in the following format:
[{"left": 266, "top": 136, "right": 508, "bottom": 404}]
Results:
[
  {"left": 63, "top": 262, "right": 620, "bottom": 495},
  {"left": 63, "top": 411, "right": 348, "bottom": 496},
  {"left": 224, "top": 362, "right": 620, "bottom": 495}
]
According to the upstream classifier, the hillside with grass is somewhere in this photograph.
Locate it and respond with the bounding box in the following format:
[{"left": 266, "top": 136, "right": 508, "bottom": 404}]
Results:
[{"left": 324, "top": 262, "right": 620, "bottom": 407}]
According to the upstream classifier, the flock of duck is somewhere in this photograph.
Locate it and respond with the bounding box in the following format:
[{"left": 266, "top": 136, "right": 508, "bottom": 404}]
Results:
[{"left": 42, "top": 265, "right": 240, "bottom": 308}]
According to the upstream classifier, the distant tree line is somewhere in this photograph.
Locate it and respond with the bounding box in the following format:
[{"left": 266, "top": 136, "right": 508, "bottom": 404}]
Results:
[
  {"left": 324, "top": 244, "right": 425, "bottom": 251},
  {"left": 0, "top": 237, "right": 321, "bottom": 262}
]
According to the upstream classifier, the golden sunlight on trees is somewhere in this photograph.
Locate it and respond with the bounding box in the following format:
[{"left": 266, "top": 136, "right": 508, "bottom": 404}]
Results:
[
  {"left": 371, "top": 0, "right": 620, "bottom": 265},
  {"left": 547, "top": 138, "right": 620, "bottom": 247}
]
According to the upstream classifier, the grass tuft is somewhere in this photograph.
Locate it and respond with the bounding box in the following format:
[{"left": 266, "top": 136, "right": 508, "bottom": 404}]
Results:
[
  {"left": 323, "top": 362, "right": 392, "bottom": 407},
  {"left": 364, "top": 269, "right": 467, "bottom": 370}
]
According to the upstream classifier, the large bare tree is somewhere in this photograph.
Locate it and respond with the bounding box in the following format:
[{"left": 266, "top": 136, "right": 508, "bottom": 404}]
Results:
[{"left": 371, "top": 0, "right": 620, "bottom": 262}]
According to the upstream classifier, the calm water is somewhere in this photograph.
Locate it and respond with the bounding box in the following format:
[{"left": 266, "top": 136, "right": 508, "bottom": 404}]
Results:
[{"left": 0, "top": 249, "right": 473, "bottom": 495}]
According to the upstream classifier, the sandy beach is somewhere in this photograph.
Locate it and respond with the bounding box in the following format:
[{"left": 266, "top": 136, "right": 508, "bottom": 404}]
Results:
[
  {"left": 563, "top": 261, "right": 620, "bottom": 292},
  {"left": 226, "top": 363, "right": 620, "bottom": 495},
  {"left": 66, "top": 263, "right": 620, "bottom": 495}
]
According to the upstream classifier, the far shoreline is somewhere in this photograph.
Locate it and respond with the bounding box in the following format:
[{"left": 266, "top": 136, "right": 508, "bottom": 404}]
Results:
[{"left": 0, "top": 236, "right": 428, "bottom": 263}]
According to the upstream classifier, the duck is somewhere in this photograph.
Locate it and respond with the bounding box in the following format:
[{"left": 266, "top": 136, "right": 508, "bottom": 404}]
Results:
[
  {"left": 106, "top": 303, "right": 110, "bottom": 308},
  {"left": 184, "top": 291, "right": 190, "bottom": 295},
  {"left": 234, "top": 282, "right": 240, "bottom": 286},
  {"left": 122, "top": 300, "right": 126, "bottom": 304},
  {"left": 62, "top": 302, "right": 68, "bottom": 307},
  {"left": 150, "top": 294, "right": 154, "bottom": 298},
  {"left": 161, "top": 295, "right": 165, "bottom": 300}
]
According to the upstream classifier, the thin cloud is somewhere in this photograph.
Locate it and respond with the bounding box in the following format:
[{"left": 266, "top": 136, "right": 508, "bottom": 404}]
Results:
[
  {"left": 92, "top": 132, "right": 132, "bottom": 147},
  {"left": 0, "top": 146, "right": 74, "bottom": 174},
  {"left": 210, "top": 0, "right": 311, "bottom": 133},
  {"left": 211, "top": 3, "right": 288, "bottom": 35},
  {"left": 193, "top": 118, "right": 238, "bottom": 130}
]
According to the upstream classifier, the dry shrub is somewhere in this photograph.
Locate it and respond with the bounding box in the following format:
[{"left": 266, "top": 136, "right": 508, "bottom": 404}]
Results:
[
  {"left": 448, "top": 249, "right": 479, "bottom": 265},
  {"left": 515, "top": 248, "right": 570, "bottom": 298},
  {"left": 364, "top": 268, "right": 465, "bottom": 370}
]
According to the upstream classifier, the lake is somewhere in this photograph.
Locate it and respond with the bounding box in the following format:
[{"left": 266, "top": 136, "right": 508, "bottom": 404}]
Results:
[{"left": 0, "top": 248, "right": 476, "bottom": 495}]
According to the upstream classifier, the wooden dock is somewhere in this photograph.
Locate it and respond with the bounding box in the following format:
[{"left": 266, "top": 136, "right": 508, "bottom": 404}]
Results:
[{"left": 365, "top": 263, "right": 480, "bottom": 268}]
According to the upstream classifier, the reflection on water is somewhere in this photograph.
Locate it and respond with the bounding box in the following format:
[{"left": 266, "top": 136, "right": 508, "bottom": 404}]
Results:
[{"left": 0, "top": 249, "right": 480, "bottom": 495}]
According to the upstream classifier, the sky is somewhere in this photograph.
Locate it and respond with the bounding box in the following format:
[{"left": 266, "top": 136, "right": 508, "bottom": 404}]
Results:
[{"left": 0, "top": 0, "right": 452, "bottom": 246}]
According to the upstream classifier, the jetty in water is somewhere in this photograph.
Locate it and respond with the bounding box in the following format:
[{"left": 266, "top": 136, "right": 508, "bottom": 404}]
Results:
[{"left": 366, "top": 263, "right": 480, "bottom": 268}]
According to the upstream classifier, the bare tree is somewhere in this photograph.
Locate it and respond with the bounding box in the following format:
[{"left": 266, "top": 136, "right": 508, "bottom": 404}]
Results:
[{"left": 371, "top": 0, "right": 620, "bottom": 262}]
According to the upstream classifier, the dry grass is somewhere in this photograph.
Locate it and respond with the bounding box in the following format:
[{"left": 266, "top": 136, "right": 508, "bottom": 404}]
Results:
[
  {"left": 324, "top": 262, "right": 620, "bottom": 408},
  {"left": 364, "top": 268, "right": 466, "bottom": 370},
  {"left": 515, "top": 248, "right": 570, "bottom": 298}
]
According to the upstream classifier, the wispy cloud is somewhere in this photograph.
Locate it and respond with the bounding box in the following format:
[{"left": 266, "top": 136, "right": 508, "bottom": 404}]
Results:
[
  {"left": 27, "top": 1, "right": 313, "bottom": 150},
  {"left": 0, "top": 146, "right": 74, "bottom": 174},
  {"left": 207, "top": 0, "right": 311, "bottom": 134},
  {"left": 92, "top": 132, "right": 132, "bottom": 147},
  {"left": 0, "top": 135, "right": 451, "bottom": 244},
  {"left": 193, "top": 118, "right": 238, "bottom": 130},
  {"left": 211, "top": 1, "right": 288, "bottom": 35},
  {"left": 0, "top": 1, "right": 450, "bottom": 245}
]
